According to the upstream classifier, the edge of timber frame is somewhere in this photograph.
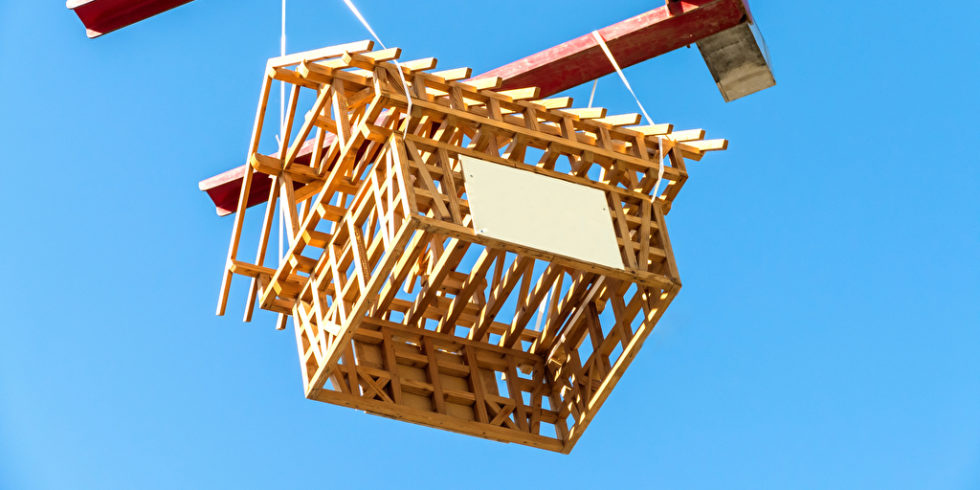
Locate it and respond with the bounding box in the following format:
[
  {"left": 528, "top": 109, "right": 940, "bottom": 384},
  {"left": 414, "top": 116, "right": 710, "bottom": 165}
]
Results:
[{"left": 213, "top": 42, "right": 728, "bottom": 453}]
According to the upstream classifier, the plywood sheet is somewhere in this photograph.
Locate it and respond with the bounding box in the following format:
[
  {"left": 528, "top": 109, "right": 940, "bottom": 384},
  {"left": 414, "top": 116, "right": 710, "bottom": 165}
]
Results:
[{"left": 460, "top": 155, "right": 624, "bottom": 270}]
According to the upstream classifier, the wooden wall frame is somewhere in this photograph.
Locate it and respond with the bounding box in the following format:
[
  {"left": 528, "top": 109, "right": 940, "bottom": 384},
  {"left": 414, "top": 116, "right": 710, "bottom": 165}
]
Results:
[{"left": 216, "top": 41, "right": 726, "bottom": 453}]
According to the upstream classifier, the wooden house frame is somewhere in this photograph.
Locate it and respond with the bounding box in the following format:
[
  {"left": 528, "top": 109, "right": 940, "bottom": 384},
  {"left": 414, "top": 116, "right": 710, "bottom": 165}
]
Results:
[{"left": 216, "top": 40, "right": 726, "bottom": 453}]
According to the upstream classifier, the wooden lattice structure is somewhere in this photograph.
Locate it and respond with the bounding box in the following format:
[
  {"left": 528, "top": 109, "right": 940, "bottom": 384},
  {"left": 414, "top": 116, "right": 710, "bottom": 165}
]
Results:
[{"left": 216, "top": 40, "right": 726, "bottom": 453}]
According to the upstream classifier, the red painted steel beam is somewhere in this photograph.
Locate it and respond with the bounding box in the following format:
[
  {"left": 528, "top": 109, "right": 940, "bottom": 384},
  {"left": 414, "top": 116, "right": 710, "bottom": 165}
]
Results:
[
  {"left": 198, "top": 138, "right": 325, "bottom": 216},
  {"left": 68, "top": 0, "right": 194, "bottom": 38},
  {"left": 200, "top": 0, "right": 753, "bottom": 216},
  {"left": 476, "top": 0, "right": 749, "bottom": 95}
]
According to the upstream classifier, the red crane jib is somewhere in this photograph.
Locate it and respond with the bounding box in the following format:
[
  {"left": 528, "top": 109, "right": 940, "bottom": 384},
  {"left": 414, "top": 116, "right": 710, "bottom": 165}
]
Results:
[
  {"left": 68, "top": 0, "right": 193, "bottom": 38},
  {"left": 198, "top": 0, "right": 752, "bottom": 216}
]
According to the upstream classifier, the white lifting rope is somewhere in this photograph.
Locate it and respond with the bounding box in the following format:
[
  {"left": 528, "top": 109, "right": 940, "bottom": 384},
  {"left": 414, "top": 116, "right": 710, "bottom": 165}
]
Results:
[
  {"left": 591, "top": 30, "right": 666, "bottom": 201},
  {"left": 342, "top": 0, "right": 414, "bottom": 118},
  {"left": 278, "top": 0, "right": 287, "bottom": 266}
]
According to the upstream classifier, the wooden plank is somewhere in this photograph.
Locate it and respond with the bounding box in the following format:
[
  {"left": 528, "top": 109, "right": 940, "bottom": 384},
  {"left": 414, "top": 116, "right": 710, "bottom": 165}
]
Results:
[
  {"left": 639, "top": 199, "right": 652, "bottom": 272},
  {"left": 423, "top": 337, "right": 447, "bottom": 414},
  {"left": 652, "top": 201, "right": 680, "bottom": 283},
  {"left": 376, "top": 229, "right": 431, "bottom": 314},
  {"left": 430, "top": 67, "right": 473, "bottom": 81},
  {"left": 436, "top": 148, "right": 463, "bottom": 224},
  {"left": 414, "top": 215, "right": 674, "bottom": 290},
  {"left": 500, "top": 265, "right": 561, "bottom": 349},
  {"left": 595, "top": 113, "right": 642, "bottom": 127},
  {"left": 243, "top": 175, "right": 281, "bottom": 322},
  {"left": 268, "top": 40, "right": 374, "bottom": 69},
  {"left": 388, "top": 94, "right": 688, "bottom": 182},
  {"left": 665, "top": 128, "right": 706, "bottom": 141},
  {"left": 532, "top": 96, "right": 573, "bottom": 110},
  {"left": 470, "top": 256, "right": 534, "bottom": 342},
  {"left": 308, "top": 219, "right": 419, "bottom": 394},
  {"left": 311, "top": 385, "right": 562, "bottom": 452},
  {"left": 495, "top": 87, "right": 541, "bottom": 101},
  {"left": 464, "top": 345, "right": 490, "bottom": 424},
  {"left": 562, "top": 107, "right": 606, "bottom": 119},
  {"left": 405, "top": 238, "right": 468, "bottom": 327},
  {"left": 380, "top": 329, "right": 403, "bottom": 404},
  {"left": 609, "top": 197, "right": 638, "bottom": 270},
  {"left": 405, "top": 135, "right": 670, "bottom": 207},
  {"left": 682, "top": 138, "right": 728, "bottom": 152},
  {"left": 439, "top": 248, "right": 502, "bottom": 334},
  {"left": 560, "top": 287, "right": 678, "bottom": 452},
  {"left": 630, "top": 123, "right": 674, "bottom": 136},
  {"left": 215, "top": 74, "right": 272, "bottom": 316},
  {"left": 404, "top": 140, "right": 449, "bottom": 220}
]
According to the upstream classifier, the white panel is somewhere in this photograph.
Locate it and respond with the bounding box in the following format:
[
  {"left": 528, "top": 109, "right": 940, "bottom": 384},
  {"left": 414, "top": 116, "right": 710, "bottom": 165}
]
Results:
[{"left": 460, "top": 155, "right": 624, "bottom": 270}]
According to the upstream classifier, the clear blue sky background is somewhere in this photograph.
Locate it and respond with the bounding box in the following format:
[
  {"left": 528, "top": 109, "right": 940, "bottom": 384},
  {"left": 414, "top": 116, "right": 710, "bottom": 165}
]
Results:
[{"left": 1, "top": 1, "right": 978, "bottom": 489}]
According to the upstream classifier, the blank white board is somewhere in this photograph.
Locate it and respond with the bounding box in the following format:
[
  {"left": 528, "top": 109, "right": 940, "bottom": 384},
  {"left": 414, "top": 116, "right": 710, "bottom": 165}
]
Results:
[{"left": 460, "top": 155, "right": 624, "bottom": 270}]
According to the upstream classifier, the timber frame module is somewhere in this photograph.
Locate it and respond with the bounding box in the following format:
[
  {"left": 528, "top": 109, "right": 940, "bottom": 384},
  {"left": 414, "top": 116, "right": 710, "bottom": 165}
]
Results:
[{"left": 217, "top": 40, "right": 726, "bottom": 453}]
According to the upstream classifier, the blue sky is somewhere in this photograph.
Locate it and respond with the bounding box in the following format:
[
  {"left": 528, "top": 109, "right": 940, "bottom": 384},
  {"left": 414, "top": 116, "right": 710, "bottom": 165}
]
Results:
[{"left": 1, "top": 1, "right": 978, "bottom": 488}]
